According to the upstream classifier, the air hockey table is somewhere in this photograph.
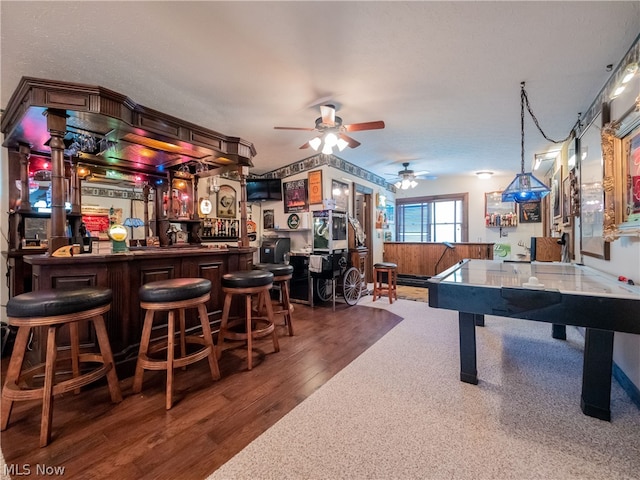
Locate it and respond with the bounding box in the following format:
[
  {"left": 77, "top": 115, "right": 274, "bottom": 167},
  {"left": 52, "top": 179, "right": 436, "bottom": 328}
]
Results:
[{"left": 428, "top": 259, "right": 640, "bottom": 421}]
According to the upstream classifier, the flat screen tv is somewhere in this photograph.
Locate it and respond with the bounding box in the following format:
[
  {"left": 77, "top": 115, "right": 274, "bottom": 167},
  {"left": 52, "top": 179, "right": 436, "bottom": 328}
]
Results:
[{"left": 246, "top": 178, "right": 282, "bottom": 202}]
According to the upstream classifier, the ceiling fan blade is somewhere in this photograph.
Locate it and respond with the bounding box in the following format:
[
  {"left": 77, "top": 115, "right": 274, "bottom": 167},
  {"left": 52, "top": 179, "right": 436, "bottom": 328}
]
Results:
[
  {"left": 299, "top": 142, "right": 310, "bottom": 149},
  {"left": 274, "top": 126, "right": 316, "bottom": 131},
  {"left": 339, "top": 133, "right": 361, "bottom": 149},
  {"left": 343, "top": 120, "right": 385, "bottom": 132},
  {"left": 320, "top": 105, "right": 336, "bottom": 126}
]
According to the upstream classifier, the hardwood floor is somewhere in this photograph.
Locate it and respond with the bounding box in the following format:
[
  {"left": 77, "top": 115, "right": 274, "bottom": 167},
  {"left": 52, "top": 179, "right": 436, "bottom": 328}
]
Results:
[{"left": 1, "top": 302, "right": 402, "bottom": 479}]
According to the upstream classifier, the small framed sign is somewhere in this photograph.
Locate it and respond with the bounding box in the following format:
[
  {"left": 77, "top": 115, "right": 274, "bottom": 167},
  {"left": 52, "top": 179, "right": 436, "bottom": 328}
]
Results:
[
  {"left": 518, "top": 201, "right": 541, "bottom": 223},
  {"left": 308, "top": 170, "right": 323, "bottom": 204},
  {"left": 284, "top": 179, "right": 309, "bottom": 213}
]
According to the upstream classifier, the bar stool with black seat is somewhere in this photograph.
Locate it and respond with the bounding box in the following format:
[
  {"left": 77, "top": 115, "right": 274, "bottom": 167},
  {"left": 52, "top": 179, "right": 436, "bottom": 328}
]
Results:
[
  {"left": 373, "top": 262, "right": 398, "bottom": 304},
  {"left": 133, "top": 278, "right": 220, "bottom": 410},
  {"left": 1, "top": 287, "right": 122, "bottom": 447},
  {"left": 253, "top": 263, "right": 295, "bottom": 336},
  {"left": 217, "top": 270, "right": 280, "bottom": 370}
]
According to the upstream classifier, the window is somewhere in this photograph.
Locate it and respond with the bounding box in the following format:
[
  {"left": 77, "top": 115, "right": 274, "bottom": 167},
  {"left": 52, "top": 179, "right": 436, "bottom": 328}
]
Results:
[{"left": 396, "top": 193, "right": 468, "bottom": 242}]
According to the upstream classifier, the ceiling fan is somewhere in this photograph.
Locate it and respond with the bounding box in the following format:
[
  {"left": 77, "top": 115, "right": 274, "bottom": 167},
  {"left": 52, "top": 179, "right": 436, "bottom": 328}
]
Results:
[
  {"left": 274, "top": 104, "right": 385, "bottom": 154},
  {"left": 386, "top": 162, "right": 431, "bottom": 189}
]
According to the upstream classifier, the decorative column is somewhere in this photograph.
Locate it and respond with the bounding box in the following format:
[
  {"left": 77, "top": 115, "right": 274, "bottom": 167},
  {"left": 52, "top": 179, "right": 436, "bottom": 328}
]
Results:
[
  {"left": 69, "top": 155, "right": 82, "bottom": 215},
  {"left": 17, "top": 143, "right": 32, "bottom": 212},
  {"left": 192, "top": 176, "right": 199, "bottom": 220},
  {"left": 143, "top": 183, "right": 150, "bottom": 238},
  {"left": 238, "top": 165, "right": 249, "bottom": 247},
  {"left": 45, "top": 109, "right": 68, "bottom": 254}
]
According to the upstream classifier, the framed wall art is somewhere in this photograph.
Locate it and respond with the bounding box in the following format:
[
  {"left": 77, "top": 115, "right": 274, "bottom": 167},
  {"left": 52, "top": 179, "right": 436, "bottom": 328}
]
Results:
[
  {"left": 331, "top": 179, "right": 349, "bottom": 211},
  {"left": 518, "top": 201, "right": 541, "bottom": 223},
  {"left": 579, "top": 111, "right": 610, "bottom": 260},
  {"left": 562, "top": 174, "right": 571, "bottom": 226},
  {"left": 263, "top": 209, "right": 274, "bottom": 229},
  {"left": 551, "top": 164, "right": 562, "bottom": 222},
  {"left": 284, "top": 179, "right": 308, "bottom": 213},
  {"left": 308, "top": 169, "right": 323, "bottom": 204}
]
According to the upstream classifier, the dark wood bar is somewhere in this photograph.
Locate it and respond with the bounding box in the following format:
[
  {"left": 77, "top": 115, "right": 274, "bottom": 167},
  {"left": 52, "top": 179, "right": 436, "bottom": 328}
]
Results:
[
  {"left": 1, "top": 77, "right": 260, "bottom": 378},
  {"left": 24, "top": 247, "right": 254, "bottom": 376}
]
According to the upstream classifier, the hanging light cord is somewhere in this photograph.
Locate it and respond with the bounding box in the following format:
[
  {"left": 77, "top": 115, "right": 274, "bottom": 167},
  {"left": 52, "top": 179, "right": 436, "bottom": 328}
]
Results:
[{"left": 520, "top": 81, "right": 580, "bottom": 172}]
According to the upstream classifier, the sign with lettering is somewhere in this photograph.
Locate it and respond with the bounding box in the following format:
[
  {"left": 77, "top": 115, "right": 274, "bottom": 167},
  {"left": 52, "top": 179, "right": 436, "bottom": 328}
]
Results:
[{"left": 284, "top": 179, "right": 308, "bottom": 213}]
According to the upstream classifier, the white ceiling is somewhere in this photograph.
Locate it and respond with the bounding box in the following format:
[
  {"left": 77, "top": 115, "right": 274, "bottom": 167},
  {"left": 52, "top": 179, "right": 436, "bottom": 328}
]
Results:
[{"left": 1, "top": 1, "right": 639, "bottom": 184}]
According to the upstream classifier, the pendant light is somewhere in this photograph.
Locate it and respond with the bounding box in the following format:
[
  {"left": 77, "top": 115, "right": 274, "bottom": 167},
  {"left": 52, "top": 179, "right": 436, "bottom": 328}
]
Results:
[{"left": 502, "top": 82, "right": 553, "bottom": 203}]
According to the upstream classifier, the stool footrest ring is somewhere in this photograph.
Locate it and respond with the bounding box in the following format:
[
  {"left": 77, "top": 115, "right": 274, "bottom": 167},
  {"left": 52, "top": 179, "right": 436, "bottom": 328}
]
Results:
[
  {"left": 221, "top": 318, "right": 276, "bottom": 341},
  {"left": 3, "top": 362, "right": 113, "bottom": 401}
]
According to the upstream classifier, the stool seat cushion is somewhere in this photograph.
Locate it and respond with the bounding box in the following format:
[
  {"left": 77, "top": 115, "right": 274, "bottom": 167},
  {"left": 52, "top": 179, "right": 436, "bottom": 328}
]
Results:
[
  {"left": 222, "top": 270, "right": 273, "bottom": 289},
  {"left": 374, "top": 262, "right": 398, "bottom": 269},
  {"left": 140, "top": 278, "right": 212, "bottom": 303},
  {"left": 253, "top": 263, "right": 294, "bottom": 277},
  {"left": 7, "top": 287, "right": 113, "bottom": 318}
]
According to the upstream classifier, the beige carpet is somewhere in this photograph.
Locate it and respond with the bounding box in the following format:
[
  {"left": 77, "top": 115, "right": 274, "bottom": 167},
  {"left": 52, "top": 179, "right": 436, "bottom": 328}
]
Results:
[{"left": 209, "top": 297, "right": 640, "bottom": 480}]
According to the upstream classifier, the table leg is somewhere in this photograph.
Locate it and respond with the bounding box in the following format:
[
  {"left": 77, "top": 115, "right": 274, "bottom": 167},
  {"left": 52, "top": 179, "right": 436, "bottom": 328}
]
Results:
[
  {"left": 459, "top": 312, "right": 478, "bottom": 384},
  {"left": 580, "top": 328, "right": 613, "bottom": 421},
  {"left": 552, "top": 324, "right": 567, "bottom": 340}
]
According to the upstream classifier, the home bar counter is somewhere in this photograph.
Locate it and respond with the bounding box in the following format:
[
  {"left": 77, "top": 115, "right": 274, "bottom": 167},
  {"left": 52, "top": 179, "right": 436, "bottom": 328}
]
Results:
[
  {"left": 24, "top": 246, "right": 254, "bottom": 373},
  {"left": 1, "top": 77, "right": 259, "bottom": 376}
]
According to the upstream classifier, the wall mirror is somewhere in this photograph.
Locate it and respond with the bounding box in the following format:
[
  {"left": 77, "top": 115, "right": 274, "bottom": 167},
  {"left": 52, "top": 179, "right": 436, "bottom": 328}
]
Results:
[
  {"left": 485, "top": 191, "right": 517, "bottom": 227},
  {"left": 579, "top": 111, "right": 610, "bottom": 259}
]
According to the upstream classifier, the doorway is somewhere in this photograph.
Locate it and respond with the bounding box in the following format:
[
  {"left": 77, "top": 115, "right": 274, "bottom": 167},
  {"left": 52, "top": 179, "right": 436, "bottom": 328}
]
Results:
[{"left": 354, "top": 185, "right": 373, "bottom": 284}]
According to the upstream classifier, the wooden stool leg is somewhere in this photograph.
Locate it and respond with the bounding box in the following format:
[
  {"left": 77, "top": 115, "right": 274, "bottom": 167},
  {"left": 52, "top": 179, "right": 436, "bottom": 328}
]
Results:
[
  {"left": 217, "top": 293, "right": 233, "bottom": 360},
  {"left": 1, "top": 326, "right": 31, "bottom": 431},
  {"left": 197, "top": 303, "right": 220, "bottom": 380},
  {"left": 392, "top": 270, "right": 398, "bottom": 301},
  {"left": 179, "top": 308, "right": 187, "bottom": 371},
  {"left": 387, "top": 269, "right": 394, "bottom": 304},
  {"left": 282, "top": 281, "right": 294, "bottom": 336},
  {"left": 245, "top": 294, "right": 254, "bottom": 370},
  {"left": 69, "top": 322, "right": 81, "bottom": 394},
  {"left": 263, "top": 290, "right": 280, "bottom": 354},
  {"left": 92, "top": 315, "right": 123, "bottom": 403},
  {"left": 133, "top": 309, "right": 155, "bottom": 394},
  {"left": 40, "top": 326, "right": 58, "bottom": 447},
  {"left": 373, "top": 269, "right": 379, "bottom": 302},
  {"left": 166, "top": 310, "right": 175, "bottom": 410}
]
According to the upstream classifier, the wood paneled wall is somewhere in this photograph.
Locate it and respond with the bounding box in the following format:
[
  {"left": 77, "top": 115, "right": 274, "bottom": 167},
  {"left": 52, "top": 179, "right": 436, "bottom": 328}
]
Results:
[{"left": 382, "top": 242, "right": 494, "bottom": 277}]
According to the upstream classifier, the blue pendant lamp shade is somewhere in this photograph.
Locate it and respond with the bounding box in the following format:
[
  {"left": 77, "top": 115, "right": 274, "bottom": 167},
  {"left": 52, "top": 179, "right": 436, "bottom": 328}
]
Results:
[
  {"left": 502, "top": 172, "right": 550, "bottom": 203},
  {"left": 502, "top": 82, "right": 551, "bottom": 203}
]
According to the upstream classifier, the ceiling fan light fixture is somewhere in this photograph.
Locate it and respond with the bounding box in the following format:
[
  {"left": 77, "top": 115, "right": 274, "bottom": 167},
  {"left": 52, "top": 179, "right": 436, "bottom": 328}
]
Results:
[
  {"left": 336, "top": 137, "right": 349, "bottom": 151},
  {"left": 324, "top": 132, "right": 338, "bottom": 147},
  {"left": 309, "top": 136, "right": 322, "bottom": 151},
  {"left": 321, "top": 143, "right": 333, "bottom": 155}
]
